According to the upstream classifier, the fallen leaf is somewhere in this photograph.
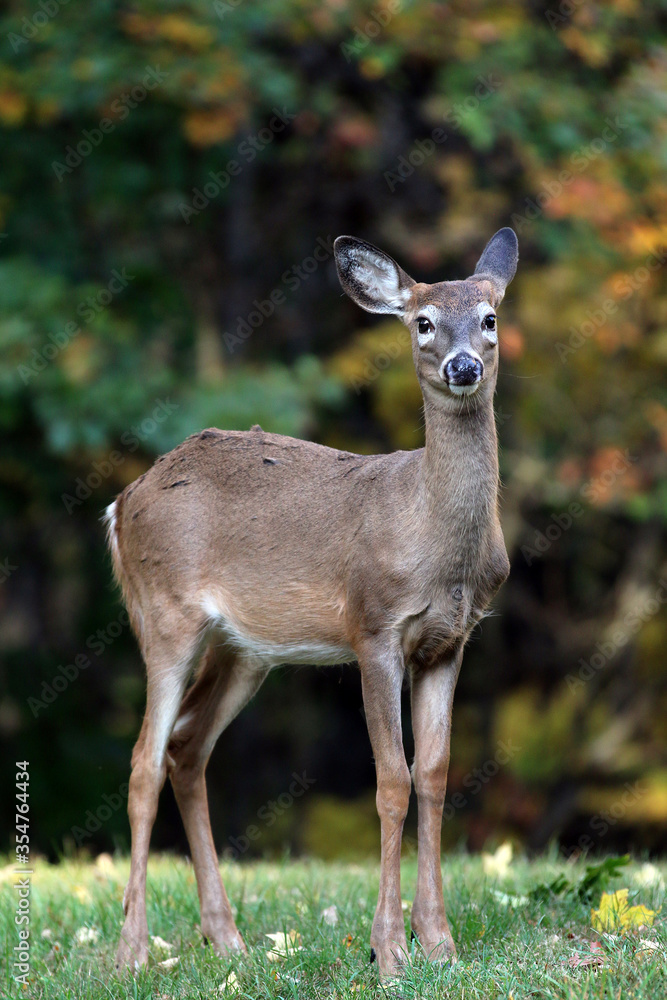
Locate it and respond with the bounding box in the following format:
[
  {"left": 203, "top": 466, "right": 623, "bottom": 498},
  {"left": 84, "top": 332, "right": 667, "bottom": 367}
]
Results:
[
  {"left": 491, "top": 889, "right": 529, "bottom": 909},
  {"left": 151, "top": 935, "right": 174, "bottom": 954},
  {"left": 74, "top": 926, "right": 99, "bottom": 944},
  {"left": 95, "top": 853, "right": 115, "bottom": 876},
  {"left": 215, "top": 970, "right": 239, "bottom": 993},
  {"left": 158, "top": 956, "right": 179, "bottom": 969},
  {"left": 483, "top": 841, "right": 513, "bottom": 879},
  {"left": 567, "top": 949, "right": 605, "bottom": 969},
  {"left": 45, "top": 942, "right": 63, "bottom": 964},
  {"left": 265, "top": 929, "right": 302, "bottom": 960},
  {"left": 591, "top": 889, "right": 659, "bottom": 933},
  {"left": 321, "top": 905, "right": 338, "bottom": 925}
]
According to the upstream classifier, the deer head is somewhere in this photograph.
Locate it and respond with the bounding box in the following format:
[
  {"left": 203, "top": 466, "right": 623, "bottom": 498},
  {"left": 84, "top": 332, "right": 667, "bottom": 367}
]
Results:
[{"left": 334, "top": 228, "right": 518, "bottom": 410}]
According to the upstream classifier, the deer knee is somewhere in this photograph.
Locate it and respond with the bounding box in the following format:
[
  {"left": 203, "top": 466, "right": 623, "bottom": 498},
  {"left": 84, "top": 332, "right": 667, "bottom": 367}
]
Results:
[
  {"left": 412, "top": 754, "right": 450, "bottom": 805},
  {"left": 376, "top": 767, "right": 411, "bottom": 825},
  {"left": 168, "top": 747, "right": 207, "bottom": 798},
  {"left": 127, "top": 757, "right": 165, "bottom": 827}
]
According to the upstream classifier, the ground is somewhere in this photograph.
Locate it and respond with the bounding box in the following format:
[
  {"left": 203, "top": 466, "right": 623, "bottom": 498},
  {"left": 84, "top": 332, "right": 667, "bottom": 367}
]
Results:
[{"left": 1, "top": 852, "right": 665, "bottom": 998}]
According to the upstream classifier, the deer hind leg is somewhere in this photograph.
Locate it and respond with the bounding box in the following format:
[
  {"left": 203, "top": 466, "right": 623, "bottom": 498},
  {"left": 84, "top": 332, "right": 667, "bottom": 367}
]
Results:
[
  {"left": 116, "top": 622, "right": 202, "bottom": 972},
  {"left": 167, "top": 645, "right": 270, "bottom": 954}
]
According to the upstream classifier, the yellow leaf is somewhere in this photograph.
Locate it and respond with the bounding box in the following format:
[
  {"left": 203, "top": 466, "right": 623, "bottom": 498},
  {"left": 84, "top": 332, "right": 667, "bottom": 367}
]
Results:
[
  {"left": 265, "top": 929, "right": 302, "bottom": 960},
  {"left": 482, "top": 841, "right": 513, "bottom": 879},
  {"left": 591, "top": 889, "right": 659, "bottom": 933}
]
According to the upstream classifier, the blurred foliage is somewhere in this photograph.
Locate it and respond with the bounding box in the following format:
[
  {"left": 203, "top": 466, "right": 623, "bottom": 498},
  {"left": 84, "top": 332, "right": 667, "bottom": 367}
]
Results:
[{"left": 1, "top": 0, "right": 667, "bottom": 858}]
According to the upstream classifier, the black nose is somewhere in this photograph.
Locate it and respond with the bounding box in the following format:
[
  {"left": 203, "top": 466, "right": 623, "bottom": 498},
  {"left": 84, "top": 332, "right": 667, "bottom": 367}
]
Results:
[{"left": 444, "top": 352, "right": 483, "bottom": 385}]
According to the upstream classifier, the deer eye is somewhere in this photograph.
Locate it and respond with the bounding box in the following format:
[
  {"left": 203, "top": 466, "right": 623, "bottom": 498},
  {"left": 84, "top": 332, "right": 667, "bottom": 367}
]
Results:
[
  {"left": 417, "top": 317, "right": 433, "bottom": 335},
  {"left": 483, "top": 314, "right": 496, "bottom": 332}
]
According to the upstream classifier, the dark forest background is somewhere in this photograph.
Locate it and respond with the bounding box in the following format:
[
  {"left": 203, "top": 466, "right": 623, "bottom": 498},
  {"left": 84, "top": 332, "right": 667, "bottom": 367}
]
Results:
[{"left": 1, "top": 0, "right": 667, "bottom": 863}]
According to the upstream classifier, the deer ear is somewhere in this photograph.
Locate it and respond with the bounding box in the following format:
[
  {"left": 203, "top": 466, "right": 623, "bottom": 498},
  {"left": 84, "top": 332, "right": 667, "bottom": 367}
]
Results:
[
  {"left": 334, "top": 237, "right": 415, "bottom": 316},
  {"left": 474, "top": 228, "right": 518, "bottom": 302}
]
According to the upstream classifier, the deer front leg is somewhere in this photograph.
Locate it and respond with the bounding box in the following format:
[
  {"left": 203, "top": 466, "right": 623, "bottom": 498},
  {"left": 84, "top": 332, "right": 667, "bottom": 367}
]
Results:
[
  {"left": 409, "top": 649, "right": 462, "bottom": 963},
  {"left": 359, "top": 644, "right": 411, "bottom": 979}
]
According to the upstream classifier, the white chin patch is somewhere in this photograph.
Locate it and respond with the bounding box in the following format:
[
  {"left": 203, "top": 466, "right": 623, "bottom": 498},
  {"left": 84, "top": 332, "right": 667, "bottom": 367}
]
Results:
[{"left": 448, "top": 382, "right": 480, "bottom": 396}]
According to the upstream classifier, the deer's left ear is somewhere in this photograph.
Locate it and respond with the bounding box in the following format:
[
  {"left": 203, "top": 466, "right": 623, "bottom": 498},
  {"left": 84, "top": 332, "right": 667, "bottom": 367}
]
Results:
[
  {"left": 474, "top": 228, "right": 518, "bottom": 303},
  {"left": 334, "top": 236, "right": 415, "bottom": 316}
]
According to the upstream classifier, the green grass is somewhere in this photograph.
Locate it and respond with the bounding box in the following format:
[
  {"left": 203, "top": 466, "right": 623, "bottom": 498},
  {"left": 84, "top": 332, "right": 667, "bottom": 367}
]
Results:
[{"left": 1, "top": 852, "right": 666, "bottom": 998}]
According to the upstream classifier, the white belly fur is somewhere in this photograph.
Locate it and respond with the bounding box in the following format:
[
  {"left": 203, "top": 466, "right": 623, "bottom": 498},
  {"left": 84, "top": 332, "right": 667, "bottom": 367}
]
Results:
[{"left": 200, "top": 592, "right": 355, "bottom": 667}]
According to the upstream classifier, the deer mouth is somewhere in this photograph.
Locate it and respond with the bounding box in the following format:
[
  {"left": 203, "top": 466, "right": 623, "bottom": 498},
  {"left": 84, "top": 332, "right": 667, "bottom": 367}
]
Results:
[{"left": 447, "top": 381, "right": 481, "bottom": 397}]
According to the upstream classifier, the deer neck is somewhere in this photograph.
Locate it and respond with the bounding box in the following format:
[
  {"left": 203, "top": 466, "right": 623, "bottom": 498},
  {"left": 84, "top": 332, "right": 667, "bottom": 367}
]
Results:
[{"left": 419, "top": 390, "right": 500, "bottom": 540}]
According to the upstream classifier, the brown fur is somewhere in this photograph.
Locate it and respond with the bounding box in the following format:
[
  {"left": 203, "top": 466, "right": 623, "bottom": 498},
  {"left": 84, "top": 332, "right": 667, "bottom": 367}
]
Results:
[{"left": 109, "top": 230, "right": 517, "bottom": 978}]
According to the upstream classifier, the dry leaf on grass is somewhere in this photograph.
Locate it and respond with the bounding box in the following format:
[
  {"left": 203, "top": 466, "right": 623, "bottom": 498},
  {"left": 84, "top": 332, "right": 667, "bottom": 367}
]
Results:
[
  {"left": 591, "top": 889, "right": 658, "bottom": 933},
  {"left": 321, "top": 904, "right": 339, "bottom": 925},
  {"left": 74, "top": 926, "right": 99, "bottom": 944},
  {"left": 151, "top": 935, "right": 174, "bottom": 955},
  {"left": 94, "top": 853, "right": 115, "bottom": 877},
  {"left": 634, "top": 938, "right": 665, "bottom": 963},
  {"left": 567, "top": 941, "right": 606, "bottom": 969},
  {"left": 215, "top": 969, "right": 239, "bottom": 993},
  {"left": 491, "top": 889, "right": 529, "bottom": 909},
  {"left": 265, "top": 929, "right": 302, "bottom": 960},
  {"left": 45, "top": 943, "right": 63, "bottom": 964},
  {"left": 482, "top": 841, "right": 513, "bottom": 879}
]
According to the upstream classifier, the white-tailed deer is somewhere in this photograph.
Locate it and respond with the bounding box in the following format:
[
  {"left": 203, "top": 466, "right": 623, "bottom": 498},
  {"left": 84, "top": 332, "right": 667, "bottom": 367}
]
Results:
[{"left": 106, "top": 228, "right": 517, "bottom": 978}]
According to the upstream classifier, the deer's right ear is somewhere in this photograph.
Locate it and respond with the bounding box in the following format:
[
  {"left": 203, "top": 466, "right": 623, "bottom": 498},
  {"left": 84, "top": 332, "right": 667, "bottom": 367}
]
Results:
[{"left": 334, "top": 237, "right": 415, "bottom": 316}]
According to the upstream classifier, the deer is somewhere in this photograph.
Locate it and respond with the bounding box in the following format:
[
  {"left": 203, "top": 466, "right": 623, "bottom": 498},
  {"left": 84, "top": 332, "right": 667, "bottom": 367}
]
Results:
[{"left": 106, "top": 227, "right": 518, "bottom": 979}]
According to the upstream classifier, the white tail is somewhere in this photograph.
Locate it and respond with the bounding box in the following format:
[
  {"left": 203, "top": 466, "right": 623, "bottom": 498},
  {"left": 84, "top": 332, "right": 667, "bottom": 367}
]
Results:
[{"left": 109, "top": 229, "right": 518, "bottom": 978}]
